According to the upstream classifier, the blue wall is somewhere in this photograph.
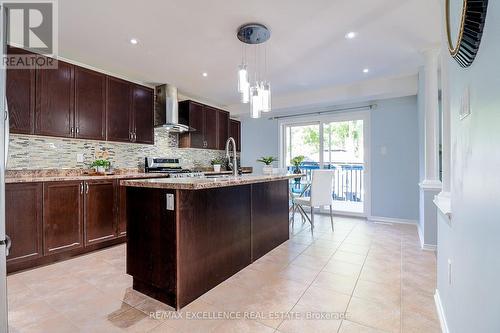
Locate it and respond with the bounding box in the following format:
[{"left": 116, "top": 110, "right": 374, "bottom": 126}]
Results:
[
  {"left": 437, "top": 1, "right": 500, "bottom": 332},
  {"left": 240, "top": 115, "right": 279, "bottom": 174},
  {"left": 241, "top": 96, "right": 420, "bottom": 221},
  {"left": 370, "top": 96, "right": 420, "bottom": 220}
]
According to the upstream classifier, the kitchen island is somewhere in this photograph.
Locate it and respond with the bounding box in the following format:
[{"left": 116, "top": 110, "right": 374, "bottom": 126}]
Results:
[{"left": 121, "top": 174, "right": 297, "bottom": 309}]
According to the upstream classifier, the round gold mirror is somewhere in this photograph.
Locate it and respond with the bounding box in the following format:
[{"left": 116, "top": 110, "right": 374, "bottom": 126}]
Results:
[{"left": 445, "top": 0, "right": 488, "bottom": 67}]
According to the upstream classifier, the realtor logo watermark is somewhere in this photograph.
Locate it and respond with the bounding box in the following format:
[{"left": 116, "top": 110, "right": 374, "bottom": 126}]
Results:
[{"left": 2, "top": 0, "right": 58, "bottom": 69}]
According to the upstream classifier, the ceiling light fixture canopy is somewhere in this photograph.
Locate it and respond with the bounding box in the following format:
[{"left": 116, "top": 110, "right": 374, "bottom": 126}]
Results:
[{"left": 237, "top": 23, "right": 272, "bottom": 119}]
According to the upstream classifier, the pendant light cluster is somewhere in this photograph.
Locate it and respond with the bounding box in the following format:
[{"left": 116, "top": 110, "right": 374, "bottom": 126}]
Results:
[{"left": 237, "top": 23, "right": 272, "bottom": 118}]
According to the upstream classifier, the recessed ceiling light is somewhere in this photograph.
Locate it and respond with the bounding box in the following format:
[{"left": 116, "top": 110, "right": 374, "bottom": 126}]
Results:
[
  {"left": 202, "top": 72, "right": 208, "bottom": 77},
  {"left": 363, "top": 68, "right": 369, "bottom": 73},
  {"left": 129, "top": 38, "right": 139, "bottom": 45},
  {"left": 345, "top": 32, "right": 357, "bottom": 39}
]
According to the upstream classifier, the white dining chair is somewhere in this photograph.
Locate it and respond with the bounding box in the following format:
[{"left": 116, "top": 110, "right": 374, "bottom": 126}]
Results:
[{"left": 294, "top": 169, "right": 335, "bottom": 231}]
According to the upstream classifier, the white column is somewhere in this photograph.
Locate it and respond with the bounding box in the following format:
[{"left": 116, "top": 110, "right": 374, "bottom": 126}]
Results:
[
  {"left": 440, "top": 52, "right": 451, "bottom": 193},
  {"left": 421, "top": 49, "right": 442, "bottom": 188}
]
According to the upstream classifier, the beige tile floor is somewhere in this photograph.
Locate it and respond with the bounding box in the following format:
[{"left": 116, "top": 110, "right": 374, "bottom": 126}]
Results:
[{"left": 7, "top": 215, "right": 441, "bottom": 333}]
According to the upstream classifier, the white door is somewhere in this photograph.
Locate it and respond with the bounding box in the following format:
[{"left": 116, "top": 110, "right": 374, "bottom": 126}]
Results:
[{"left": 0, "top": 3, "right": 9, "bottom": 332}]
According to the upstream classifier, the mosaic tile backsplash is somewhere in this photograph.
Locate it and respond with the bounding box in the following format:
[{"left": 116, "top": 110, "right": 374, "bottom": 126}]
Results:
[{"left": 7, "top": 128, "right": 227, "bottom": 171}]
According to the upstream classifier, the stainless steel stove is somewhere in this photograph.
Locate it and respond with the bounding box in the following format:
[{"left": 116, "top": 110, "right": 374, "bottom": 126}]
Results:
[{"left": 144, "top": 158, "right": 204, "bottom": 178}]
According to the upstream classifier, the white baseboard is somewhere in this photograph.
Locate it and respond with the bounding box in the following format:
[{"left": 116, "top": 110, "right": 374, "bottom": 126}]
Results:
[
  {"left": 418, "top": 223, "right": 437, "bottom": 251},
  {"left": 367, "top": 216, "right": 418, "bottom": 225},
  {"left": 434, "top": 289, "right": 450, "bottom": 333}
]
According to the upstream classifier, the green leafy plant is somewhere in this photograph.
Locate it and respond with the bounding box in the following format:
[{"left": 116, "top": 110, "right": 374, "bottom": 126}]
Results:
[
  {"left": 91, "top": 159, "right": 110, "bottom": 168},
  {"left": 211, "top": 157, "right": 225, "bottom": 165},
  {"left": 290, "top": 155, "right": 305, "bottom": 168},
  {"left": 257, "top": 156, "right": 278, "bottom": 165}
]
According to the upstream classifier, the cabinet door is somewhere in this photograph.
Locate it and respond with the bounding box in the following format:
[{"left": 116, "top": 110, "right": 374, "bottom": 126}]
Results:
[
  {"left": 75, "top": 67, "right": 106, "bottom": 140},
  {"left": 107, "top": 76, "right": 132, "bottom": 142},
  {"left": 204, "top": 106, "right": 218, "bottom": 149},
  {"left": 84, "top": 180, "right": 116, "bottom": 245},
  {"left": 229, "top": 119, "right": 241, "bottom": 152},
  {"left": 6, "top": 46, "right": 35, "bottom": 134},
  {"left": 132, "top": 85, "right": 154, "bottom": 144},
  {"left": 35, "top": 59, "right": 75, "bottom": 137},
  {"left": 43, "top": 181, "right": 84, "bottom": 255},
  {"left": 118, "top": 183, "right": 127, "bottom": 237},
  {"left": 5, "top": 183, "right": 43, "bottom": 264},
  {"left": 217, "top": 110, "right": 229, "bottom": 150}
]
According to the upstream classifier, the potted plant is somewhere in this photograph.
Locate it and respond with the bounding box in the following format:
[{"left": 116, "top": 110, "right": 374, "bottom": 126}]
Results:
[
  {"left": 211, "top": 157, "right": 225, "bottom": 173},
  {"left": 91, "top": 159, "right": 110, "bottom": 174},
  {"left": 257, "top": 156, "right": 278, "bottom": 175},
  {"left": 290, "top": 155, "right": 305, "bottom": 181}
]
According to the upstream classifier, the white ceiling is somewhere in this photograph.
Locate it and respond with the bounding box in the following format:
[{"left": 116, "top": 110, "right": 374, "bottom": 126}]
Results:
[{"left": 58, "top": 0, "right": 441, "bottom": 115}]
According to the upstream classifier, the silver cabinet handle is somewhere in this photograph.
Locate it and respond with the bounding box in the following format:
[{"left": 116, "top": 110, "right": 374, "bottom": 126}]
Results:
[
  {"left": 80, "top": 182, "right": 84, "bottom": 194},
  {"left": 76, "top": 127, "right": 80, "bottom": 135},
  {"left": 85, "top": 183, "right": 89, "bottom": 195},
  {"left": 70, "top": 127, "right": 74, "bottom": 135},
  {"left": 133, "top": 132, "right": 137, "bottom": 142}
]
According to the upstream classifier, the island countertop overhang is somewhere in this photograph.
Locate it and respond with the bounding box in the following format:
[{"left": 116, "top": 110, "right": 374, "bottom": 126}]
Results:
[{"left": 120, "top": 173, "right": 302, "bottom": 190}]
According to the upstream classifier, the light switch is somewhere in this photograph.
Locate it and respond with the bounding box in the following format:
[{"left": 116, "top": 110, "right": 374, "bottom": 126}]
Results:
[
  {"left": 76, "top": 153, "right": 84, "bottom": 163},
  {"left": 460, "top": 86, "right": 471, "bottom": 120},
  {"left": 380, "top": 146, "right": 387, "bottom": 156}
]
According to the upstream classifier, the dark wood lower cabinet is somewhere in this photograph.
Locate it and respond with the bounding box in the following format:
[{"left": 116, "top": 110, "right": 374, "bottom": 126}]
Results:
[
  {"left": 43, "top": 181, "right": 84, "bottom": 255},
  {"left": 84, "top": 180, "right": 117, "bottom": 245},
  {"left": 118, "top": 184, "right": 128, "bottom": 237},
  {"left": 126, "top": 180, "right": 289, "bottom": 309},
  {"left": 5, "top": 178, "right": 143, "bottom": 273},
  {"left": 5, "top": 183, "right": 43, "bottom": 265}
]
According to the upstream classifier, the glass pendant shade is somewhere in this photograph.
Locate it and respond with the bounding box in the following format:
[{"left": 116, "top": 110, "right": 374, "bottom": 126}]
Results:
[
  {"left": 238, "top": 65, "right": 248, "bottom": 93},
  {"left": 240, "top": 81, "right": 250, "bottom": 103},
  {"left": 261, "top": 82, "right": 271, "bottom": 112},
  {"left": 250, "top": 85, "right": 261, "bottom": 119}
]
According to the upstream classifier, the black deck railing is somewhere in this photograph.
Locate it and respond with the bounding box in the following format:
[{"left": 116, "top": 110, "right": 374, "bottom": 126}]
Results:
[{"left": 289, "top": 162, "right": 364, "bottom": 203}]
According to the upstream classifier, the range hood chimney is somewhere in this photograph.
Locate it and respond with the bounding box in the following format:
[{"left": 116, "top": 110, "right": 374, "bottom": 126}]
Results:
[{"left": 154, "top": 84, "right": 190, "bottom": 132}]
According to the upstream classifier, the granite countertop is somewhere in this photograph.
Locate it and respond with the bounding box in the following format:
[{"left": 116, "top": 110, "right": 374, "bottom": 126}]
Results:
[
  {"left": 120, "top": 174, "right": 301, "bottom": 190},
  {"left": 5, "top": 169, "right": 171, "bottom": 183}
]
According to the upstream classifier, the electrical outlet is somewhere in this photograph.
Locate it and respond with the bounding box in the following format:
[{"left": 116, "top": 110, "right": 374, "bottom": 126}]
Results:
[
  {"left": 76, "top": 153, "right": 84, "bottom": 163},
  {"left": 166, "top": 194, "right": 174, "bottom": 211},
  {"left": 448, "top": 259, "right": 452, "bottom": 285}
]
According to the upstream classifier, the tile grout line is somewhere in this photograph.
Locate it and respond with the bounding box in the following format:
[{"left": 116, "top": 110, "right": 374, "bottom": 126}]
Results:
[
  {"left": 275, "top": 216, "right": 359, "bottom": 332},
  {"left": 336, "top": 221, "right": 374, "bottom": 333}
]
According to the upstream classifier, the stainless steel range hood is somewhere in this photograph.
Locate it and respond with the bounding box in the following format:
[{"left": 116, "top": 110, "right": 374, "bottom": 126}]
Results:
[{"left": 154, "top": 84, "right": 190, "bottom": 132}]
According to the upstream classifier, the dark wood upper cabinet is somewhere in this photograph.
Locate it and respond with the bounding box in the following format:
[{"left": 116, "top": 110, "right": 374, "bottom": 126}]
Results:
[
  {"left": 43, "top": 181, "right": 84, "bottom": 255},
  {"left": 6, "top": 46, "right": 154, "bottom": 144},
  {"left": 84, "top": 180, "right": 117, "bottom": 245},
  {"left": 217, "top": 110, "right": 230, "bottom": 150},
  {"left": 35, "top": 59, "right": 75, "bottom": 138},
  {"left": 179, "top": 101, "right": 204, "bottom": 149},
  {"left": 229, "top": 119, "right": 241, "bottom": 152},
  {"left": 132, "top": 85, "right": 154, "bottom": 144},
  {"left": 106, "top": 76, "right": 132, "bottom": 143},
  {"left": 179, "top": 100, "right": 232, "bottom": 150},
  {"left": 75, "top": 67, "right": 106, "bottom": 140},
  {"left": 6, "top": 46, "right": 36, "bottom": 134},
  {"left": 5, "top": 183, "right": 43, "bottom": 265},
  {"left": 204, "top": 106, "right": 218, "bottom": 150}
]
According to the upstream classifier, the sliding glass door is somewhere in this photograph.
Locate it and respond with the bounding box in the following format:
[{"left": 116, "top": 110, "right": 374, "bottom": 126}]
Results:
[
  {"left": 282, "top": 112, "right": 369, "bottom": 216},
  {"left": 322, "top": 119, "right": 364, "bottom": 214}
]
